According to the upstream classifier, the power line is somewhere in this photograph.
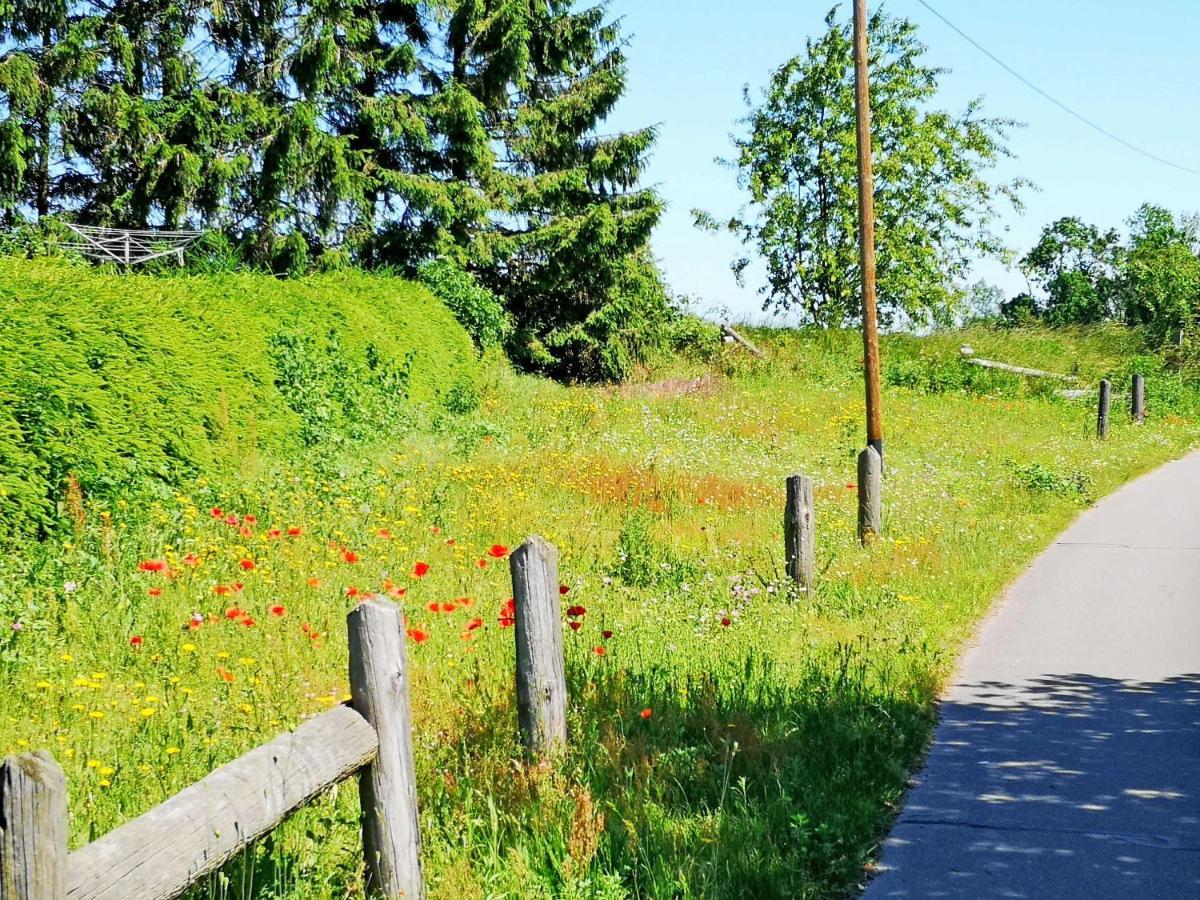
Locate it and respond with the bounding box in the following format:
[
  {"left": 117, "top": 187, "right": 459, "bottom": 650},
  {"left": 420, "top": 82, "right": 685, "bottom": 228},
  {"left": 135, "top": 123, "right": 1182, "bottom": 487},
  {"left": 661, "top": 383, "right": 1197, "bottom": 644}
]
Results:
[{"left": 914, "top": 0, "right": 1200, "bottom": 178}]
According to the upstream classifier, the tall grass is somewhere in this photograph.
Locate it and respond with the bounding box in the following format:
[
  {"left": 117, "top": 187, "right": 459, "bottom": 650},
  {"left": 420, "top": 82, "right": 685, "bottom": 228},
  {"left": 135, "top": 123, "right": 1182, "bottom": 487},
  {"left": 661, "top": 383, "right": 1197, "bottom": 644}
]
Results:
[{"left": 0, "top": 323, "right": 1196, "bottom": 898}]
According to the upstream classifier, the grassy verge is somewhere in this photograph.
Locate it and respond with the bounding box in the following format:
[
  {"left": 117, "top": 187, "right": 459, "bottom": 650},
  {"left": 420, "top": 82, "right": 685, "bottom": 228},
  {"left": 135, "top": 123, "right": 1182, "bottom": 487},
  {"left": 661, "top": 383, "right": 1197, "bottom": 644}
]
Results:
[
  {"left": 0, "top": 258, "right": 478, "bottom": 540},
  {"left": 1, "top": 325, "right": 1195, "bottom": 898}
]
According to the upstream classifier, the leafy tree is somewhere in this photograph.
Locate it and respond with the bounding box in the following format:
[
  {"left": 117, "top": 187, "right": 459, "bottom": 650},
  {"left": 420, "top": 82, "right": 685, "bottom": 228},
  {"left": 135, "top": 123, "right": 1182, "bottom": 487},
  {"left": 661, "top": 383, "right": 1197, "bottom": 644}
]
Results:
[
  {"left": 696, "top": 5, "right": 1024, "bottom": 328},
  {"left": 1121, "top": 204, "right": 1200, "bottom": 346},
  {"left": 1019, "top": 216, "right": 1121, "bottom": 324}
]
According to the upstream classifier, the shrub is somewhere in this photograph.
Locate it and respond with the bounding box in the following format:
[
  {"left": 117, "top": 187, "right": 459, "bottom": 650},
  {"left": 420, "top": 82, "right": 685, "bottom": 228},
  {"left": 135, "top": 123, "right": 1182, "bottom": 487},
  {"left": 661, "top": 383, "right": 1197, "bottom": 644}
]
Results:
[{"left": 419, "top": 259, "right": 511, "bottom": 351}]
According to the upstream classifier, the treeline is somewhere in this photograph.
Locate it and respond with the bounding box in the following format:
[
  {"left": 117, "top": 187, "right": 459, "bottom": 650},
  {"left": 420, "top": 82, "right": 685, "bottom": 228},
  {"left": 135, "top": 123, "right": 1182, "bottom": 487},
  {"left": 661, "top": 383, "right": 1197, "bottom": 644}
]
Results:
[
  {"left": 1002, "top": 204, "right": 1200, "bottom": 348},
  {"left": 0, "top": 0, "right": 667, "bottom": 380}
]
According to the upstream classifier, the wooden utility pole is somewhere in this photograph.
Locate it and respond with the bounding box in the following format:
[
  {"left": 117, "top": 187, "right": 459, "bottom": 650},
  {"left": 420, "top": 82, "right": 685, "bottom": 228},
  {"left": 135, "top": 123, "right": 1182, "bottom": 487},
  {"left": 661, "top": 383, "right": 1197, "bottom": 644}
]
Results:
[{"left": 853, "top": 0, "right": 884, "bottom": 459}]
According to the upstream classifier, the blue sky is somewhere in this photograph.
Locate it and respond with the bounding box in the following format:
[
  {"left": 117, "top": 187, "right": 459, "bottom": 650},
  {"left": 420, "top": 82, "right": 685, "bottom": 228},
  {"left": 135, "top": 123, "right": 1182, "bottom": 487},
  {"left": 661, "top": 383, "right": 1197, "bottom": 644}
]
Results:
[{"left": 603, "top": 0, "right": 1200, "bottom": 323}]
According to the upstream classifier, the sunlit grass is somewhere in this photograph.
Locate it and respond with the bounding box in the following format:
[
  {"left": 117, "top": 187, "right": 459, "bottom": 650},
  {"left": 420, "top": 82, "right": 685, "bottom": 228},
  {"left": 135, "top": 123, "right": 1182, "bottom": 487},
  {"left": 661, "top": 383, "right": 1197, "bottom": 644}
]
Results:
[{"left": 1, "top": 327, "right": 1195, "bottom": 898}]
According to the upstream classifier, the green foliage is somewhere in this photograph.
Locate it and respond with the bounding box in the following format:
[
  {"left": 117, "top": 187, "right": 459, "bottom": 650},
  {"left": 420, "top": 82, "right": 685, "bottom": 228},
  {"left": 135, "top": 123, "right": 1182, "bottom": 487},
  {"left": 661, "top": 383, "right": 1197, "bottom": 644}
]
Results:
[
  {"left": 1121, "top": 205, "right": 1200, "bottom": 346},
  {"left": 0, "top": 258, "right": 476, "bottom": 539},
  {"left": 418, "top": 258, "right": 511, "bottom": 350},
  {"left": 1008, "top": 206, "right": 1200, "bottom": 347},
  {"left": 1009, "top": 461, "right": 1092, "bottom": 502},
  {"left": 696, "top": 6, "right": 1024, "bottom": 327},
  {"left": 1018, "top": 216, "right": 1121, "bottom": 324}
]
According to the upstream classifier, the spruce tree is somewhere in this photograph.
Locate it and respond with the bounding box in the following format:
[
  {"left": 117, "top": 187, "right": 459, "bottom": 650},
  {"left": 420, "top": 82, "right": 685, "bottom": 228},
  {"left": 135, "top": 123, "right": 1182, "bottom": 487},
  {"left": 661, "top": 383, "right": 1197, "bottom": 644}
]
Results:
[
  {"left": 0, "top": 0, "right": 101, "bottom": 221},
  {"left": 429, "top": 0, "right": 666, "bottom": 379}
]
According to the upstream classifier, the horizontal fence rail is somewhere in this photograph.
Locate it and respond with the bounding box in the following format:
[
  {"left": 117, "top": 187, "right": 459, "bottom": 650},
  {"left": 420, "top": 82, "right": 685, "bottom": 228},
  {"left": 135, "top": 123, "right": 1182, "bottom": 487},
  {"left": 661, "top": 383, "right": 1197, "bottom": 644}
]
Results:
[
  {"left": 67, "top": 705, "right": 377, "bottom": 900},
  {"left": 1, "top": 600, "right": 424, "bottom": 900}
]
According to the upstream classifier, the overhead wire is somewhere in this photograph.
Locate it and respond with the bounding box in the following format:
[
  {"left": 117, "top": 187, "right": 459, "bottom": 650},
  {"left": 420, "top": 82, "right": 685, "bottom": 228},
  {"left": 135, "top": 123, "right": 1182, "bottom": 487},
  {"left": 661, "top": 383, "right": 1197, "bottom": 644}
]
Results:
[{"left": 914, "top": 0, "right": 1200, "bottom": 177}]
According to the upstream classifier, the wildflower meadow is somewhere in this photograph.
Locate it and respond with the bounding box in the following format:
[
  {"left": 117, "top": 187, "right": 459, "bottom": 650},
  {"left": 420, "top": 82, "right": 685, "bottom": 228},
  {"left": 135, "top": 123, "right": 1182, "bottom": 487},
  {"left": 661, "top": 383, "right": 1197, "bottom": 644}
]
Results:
[{"left": 2, "top": 322, "right": 1196, "bottom": 898}]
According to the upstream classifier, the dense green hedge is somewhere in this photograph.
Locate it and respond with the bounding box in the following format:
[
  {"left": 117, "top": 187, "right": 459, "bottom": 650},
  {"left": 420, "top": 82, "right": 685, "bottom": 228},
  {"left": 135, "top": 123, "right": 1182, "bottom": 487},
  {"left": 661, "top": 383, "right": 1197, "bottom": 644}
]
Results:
[{"left": 0, "top": 258, "right": 477, "bottom": 538}]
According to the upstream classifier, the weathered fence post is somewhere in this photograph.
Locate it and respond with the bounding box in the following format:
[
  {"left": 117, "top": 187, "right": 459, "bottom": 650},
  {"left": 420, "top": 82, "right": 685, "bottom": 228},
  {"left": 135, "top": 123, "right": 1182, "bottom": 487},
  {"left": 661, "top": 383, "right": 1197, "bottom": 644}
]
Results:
[
  {"left": 784, "top": 474, "right": 815, "bottom": 590},
  {"left": 857, "top": 447, "right": 883, "bottom": 545},
  {"left": 1, "top": 751, "right": 68, "bottom": 900},
  {"left": 1097, "top": 379, "right": 1111, "bottom": 439},
  {"left": 510, "top": 536, "right": 568, "bottom": 757},
  {"left": 347, "top": 601, "right": 424, "bottom": 900},
  {"left": 1132, "top": 374, "right": 1145, "bottom": 424}
]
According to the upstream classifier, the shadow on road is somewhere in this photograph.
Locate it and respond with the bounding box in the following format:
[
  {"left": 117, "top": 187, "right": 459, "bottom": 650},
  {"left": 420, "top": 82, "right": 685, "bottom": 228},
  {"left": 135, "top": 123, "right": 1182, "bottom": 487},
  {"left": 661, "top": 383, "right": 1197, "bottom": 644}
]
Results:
[{"left": 868, "top": 673, "right": 1200, "bottom": 898}]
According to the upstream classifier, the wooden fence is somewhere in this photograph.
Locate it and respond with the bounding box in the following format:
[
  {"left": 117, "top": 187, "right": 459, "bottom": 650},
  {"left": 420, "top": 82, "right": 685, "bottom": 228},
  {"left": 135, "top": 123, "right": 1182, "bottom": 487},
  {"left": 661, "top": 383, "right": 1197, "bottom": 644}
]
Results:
[
  {"left": 0, "top": 537, "right": 566, "bottom": 900},
  {"left": 0, "top": 375, "right": 1148, "bottom": 899}
]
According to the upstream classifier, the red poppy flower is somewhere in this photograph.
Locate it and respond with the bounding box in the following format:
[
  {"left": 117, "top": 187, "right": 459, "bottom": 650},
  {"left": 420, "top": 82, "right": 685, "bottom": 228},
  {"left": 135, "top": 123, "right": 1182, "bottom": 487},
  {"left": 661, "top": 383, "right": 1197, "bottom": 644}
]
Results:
[
  {"left": 388, "top": 586, "right": 407, "bottom": 599},
  {"left": 412, "top": 561, "right": 430, "bottom": 578},
  {"left": 567, "top": 605, "right": 587, "bottom": 618},
  {"left": 568, "top": 621, "right": 582, "bottom": 631},
  {"left": 233, "top": 582, "right": 244, "bottom": 592},
  {"left": 307, "top": 577, "right": 320, "bottom": 588},
  {"left": 602, "top": 629, "right": 613, "bottom": 639},
  {"left": 148, "top": 587, "right": 162, "bottom": 597},
  {"left": 378, "top": 529, "right": 392, "bottom": 539},
  {"left": 465, "top": 617, "right": 483, "bottom": 632},
  {"left": 445, "top": 538, "right": 456, "bottom": 546},
  {"left": 488, "top": 544, "right": 509, "bottom": 559},
  {"left": 594, "top": 646, "right": 606, "bottom": 656},
  {"left": 559, "top": 585, "right": 570, "bottom": 595},
  {"left": 476, "top": 558, "right": 488, "bottom": 569},
  {"left": 267, "top": 529, "right": 282, "bottom": 540},
  {"left": 499, "top": 597, "right": 516, "bottom": 628},
  {"left": 129, "top": 635, "right": 143, "bottom": 648},
  {"left": 241, "top": 617, "right": 255, "bottom": 628},
  {"left": 430, "top": 526, "right": 441, "bottom": 535},
  {"left": 223, "top": 515, "right": 239, "bottom": 526},
  {"left": 640, "top": 708, "right": 653, "bottom": 720},
  {"left": 456, "top": 596, "right": 474, "bottom": 608},
  {"left": 225, "top": 607, "right": 244, "bottom": 620},
  {"left": 183, "top": 553, "right": 200, "bottom": 567},
  {"left": 243, "top": 515, "right": 258, "bottom": 526},
  {"left": 347, "top": 586, "right": 360, "bottom": 599},
  {"left": 210, "top": 507, "right": 223, "bottom": 518},
  {"left": 342, "top": 549, "right": 360, "bottom": 564},
  {"left": 238, "top": 525, "right": 252, "bottom": 538},
  {"left": 239, "top": 559, "right": 255, "bottom": 571},
  {"left": 287, "top": 527, "right": 302, "bottom": 537},
  {"left": 217, "top": 666, "right": 235, "bottom": 683},
  {"left": 407, "top": 627, "right": 429, "bottom": 644},
  {"left": 269, "top": 604, "right": 286, "bottom": 617},
  {"left": 214, "top": 584, "right": 233, "bottom": 596},
  {"left": 138, "top": 559, "right": 167, "bottom": 573},
  {"left": 721, "top": 617, "right": 732, "bottom": 627}
]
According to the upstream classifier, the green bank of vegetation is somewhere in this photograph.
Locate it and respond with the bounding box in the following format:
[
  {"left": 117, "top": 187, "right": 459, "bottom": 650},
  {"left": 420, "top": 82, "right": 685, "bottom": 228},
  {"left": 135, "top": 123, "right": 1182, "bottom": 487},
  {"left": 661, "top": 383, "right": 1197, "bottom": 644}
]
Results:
[{"left": 0, "top": 258, "right": 478, "bottom": 539}]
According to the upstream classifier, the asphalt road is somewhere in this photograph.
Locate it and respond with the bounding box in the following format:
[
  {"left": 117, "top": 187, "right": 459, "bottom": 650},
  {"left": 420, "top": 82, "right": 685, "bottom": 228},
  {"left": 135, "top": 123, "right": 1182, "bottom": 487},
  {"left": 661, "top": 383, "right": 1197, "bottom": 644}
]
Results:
[{"left": 864, "top": 451, "right": 1200, "bottom": 899}]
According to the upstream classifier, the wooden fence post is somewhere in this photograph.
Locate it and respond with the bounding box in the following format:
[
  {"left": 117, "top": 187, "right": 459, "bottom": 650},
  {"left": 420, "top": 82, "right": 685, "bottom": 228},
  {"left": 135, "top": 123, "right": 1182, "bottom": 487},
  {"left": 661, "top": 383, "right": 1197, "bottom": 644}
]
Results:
[
  {"left": 510, "top": 536, "right": 568, "bottom": 757},
  {"left": 857, "top": 447, "right": 882, "bottom": 545},
  {"left": 1, "top": 751, "right": 68, "bottom": 900},
  {"left": 1097, "top": 379, "right": 1111, "bottom": 439},
  {"left": 1132, "top": 374, "right": 1145, "bottom": 424},
  {"left": 347, "top": 601, "right": 423, "bottom": 900},
  {"left": 784, "top": 475, "right": 815, "bottom": 590}
]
